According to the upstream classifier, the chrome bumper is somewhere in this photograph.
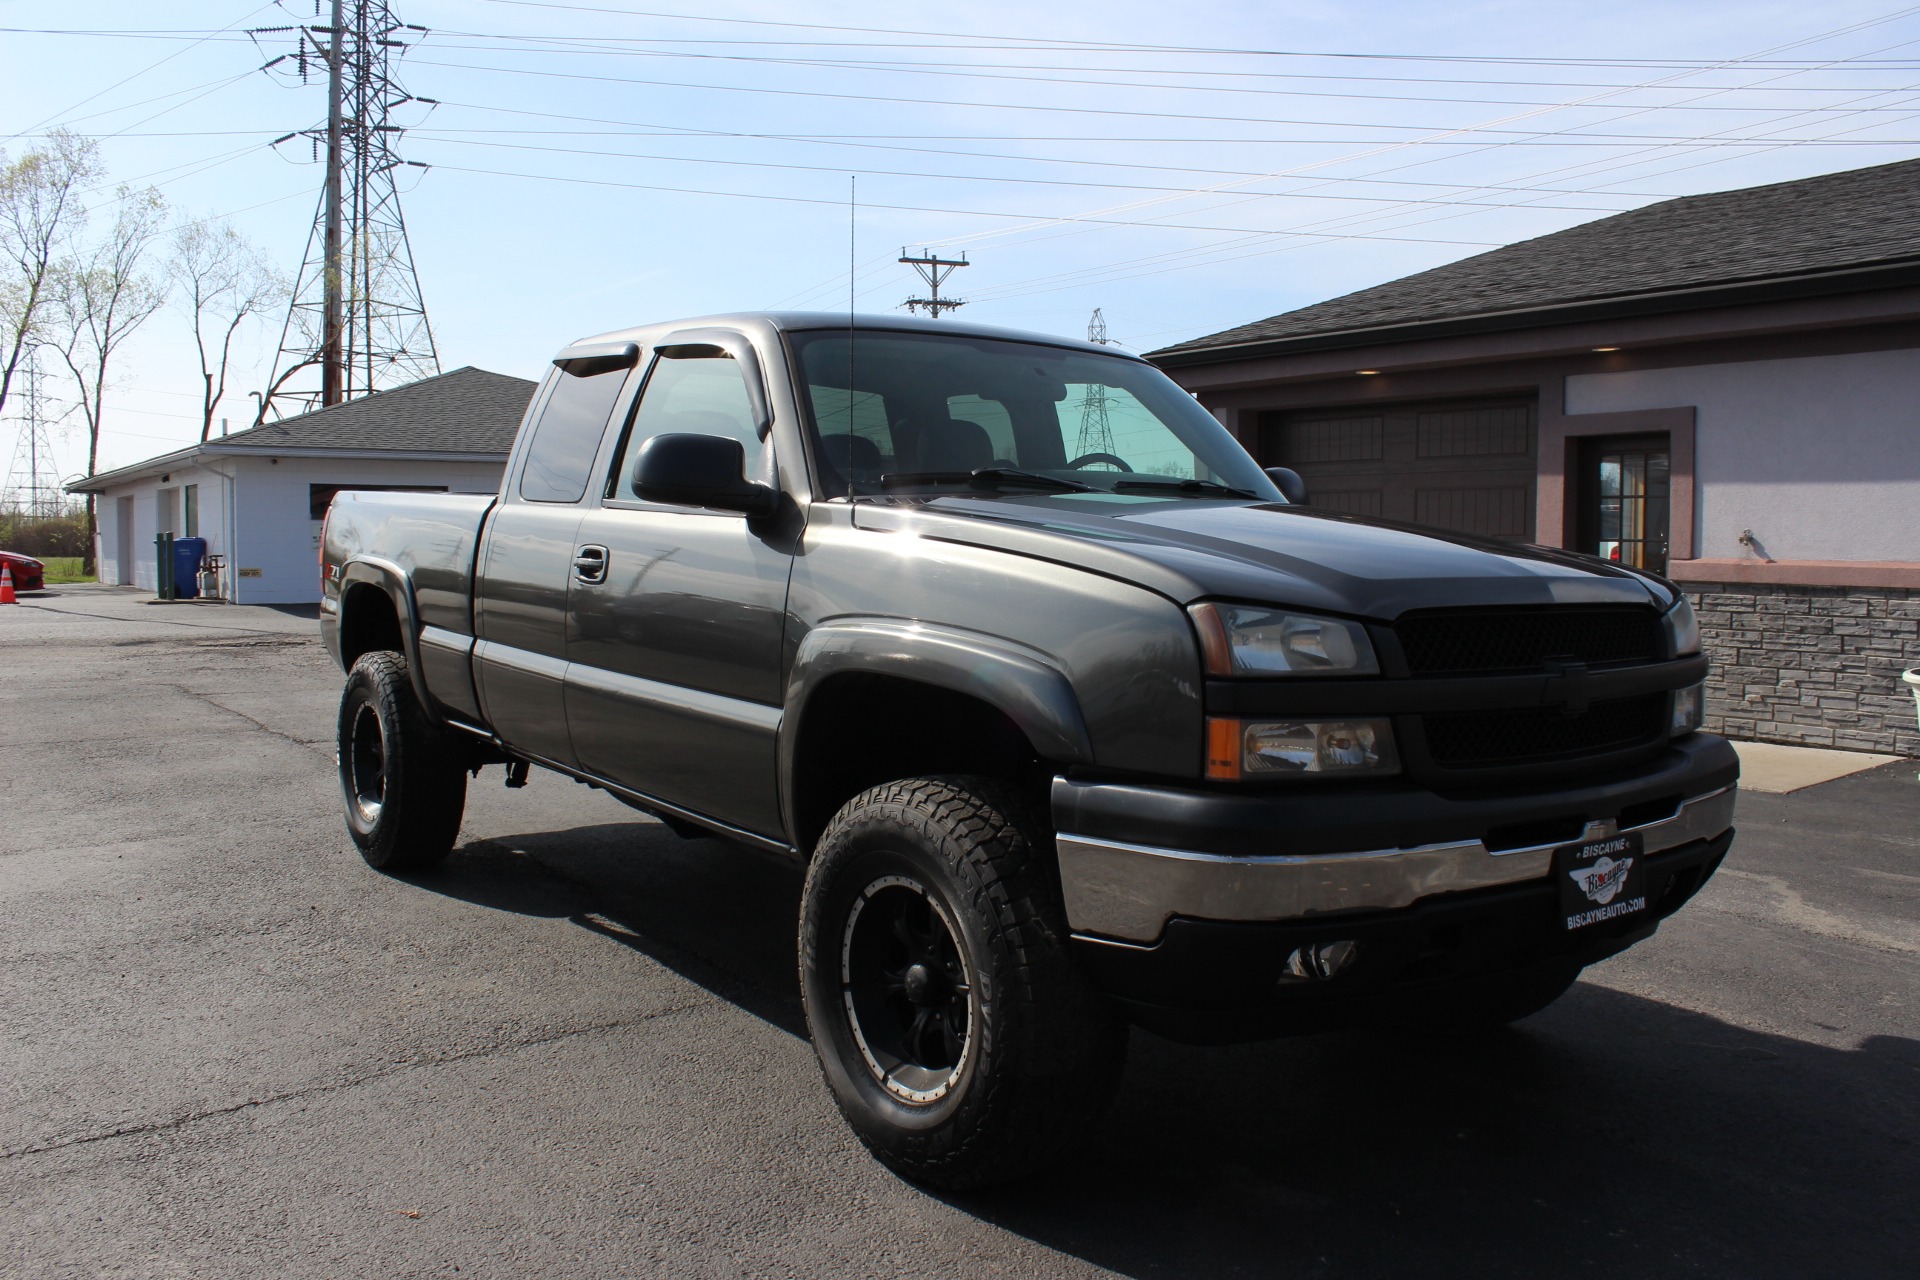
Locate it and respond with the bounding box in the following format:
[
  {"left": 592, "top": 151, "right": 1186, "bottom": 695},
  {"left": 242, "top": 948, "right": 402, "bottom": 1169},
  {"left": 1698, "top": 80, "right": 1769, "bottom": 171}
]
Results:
[{"left": 1057, "top": 785, "right": 1737, "bottom": 944}]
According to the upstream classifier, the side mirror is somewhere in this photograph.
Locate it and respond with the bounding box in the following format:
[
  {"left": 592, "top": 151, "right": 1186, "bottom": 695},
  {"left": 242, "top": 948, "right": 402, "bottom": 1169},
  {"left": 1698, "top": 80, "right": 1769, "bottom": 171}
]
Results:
[
  {"left": 633, "top": 433, "right": 778, "bottom": 516},
  {"left": 1266, "top": 466, "right": 1307, "bottom": 505}
]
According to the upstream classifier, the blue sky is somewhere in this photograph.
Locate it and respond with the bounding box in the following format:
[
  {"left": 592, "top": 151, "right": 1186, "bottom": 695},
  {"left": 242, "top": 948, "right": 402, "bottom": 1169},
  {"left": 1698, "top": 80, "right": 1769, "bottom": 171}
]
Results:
[{"left": 5, "top": 0, "right": 1919, "bottom": 479}]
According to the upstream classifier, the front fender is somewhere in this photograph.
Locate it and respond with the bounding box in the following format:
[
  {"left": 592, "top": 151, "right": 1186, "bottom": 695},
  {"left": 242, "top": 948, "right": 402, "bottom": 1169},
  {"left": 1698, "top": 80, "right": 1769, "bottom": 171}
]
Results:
[{"left": 780, "top": 618, "right": 1094, "bottom": 839}]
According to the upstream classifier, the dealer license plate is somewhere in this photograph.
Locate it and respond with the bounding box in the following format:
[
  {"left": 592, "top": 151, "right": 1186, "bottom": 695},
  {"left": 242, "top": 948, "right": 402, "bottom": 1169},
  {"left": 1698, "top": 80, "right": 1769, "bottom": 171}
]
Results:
[{"left": 1553, "top": 830, "right": 1648, "bottom": 933}]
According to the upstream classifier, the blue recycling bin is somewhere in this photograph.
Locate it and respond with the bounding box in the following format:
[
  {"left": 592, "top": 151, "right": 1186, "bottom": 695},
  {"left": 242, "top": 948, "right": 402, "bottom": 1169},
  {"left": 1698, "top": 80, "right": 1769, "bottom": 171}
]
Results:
[{"left": 173, "top": 536, "right": 207, "bottom": 600}]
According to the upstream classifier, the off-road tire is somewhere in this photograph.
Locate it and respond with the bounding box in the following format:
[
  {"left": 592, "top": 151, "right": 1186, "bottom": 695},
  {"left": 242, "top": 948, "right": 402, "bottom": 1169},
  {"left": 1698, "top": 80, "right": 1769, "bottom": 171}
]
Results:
[
  {"left": 799, "top": 775, "right": 1127, "bottom": 1190},
  {"left": 337, "top": 650, "right": 467, "bottom": 873}
]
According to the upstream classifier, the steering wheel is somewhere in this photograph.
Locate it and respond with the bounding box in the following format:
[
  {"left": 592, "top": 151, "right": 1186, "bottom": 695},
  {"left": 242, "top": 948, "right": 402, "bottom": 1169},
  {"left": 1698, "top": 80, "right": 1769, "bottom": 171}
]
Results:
[{"left": 1065, "top": 452, "right": 1134, "bottom": 472}]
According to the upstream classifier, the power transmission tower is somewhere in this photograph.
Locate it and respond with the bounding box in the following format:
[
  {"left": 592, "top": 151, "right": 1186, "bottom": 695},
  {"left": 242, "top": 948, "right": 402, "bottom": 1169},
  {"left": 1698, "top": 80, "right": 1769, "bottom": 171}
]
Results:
[
  {"left": 1075, "top": 309, "right": 1116, "bottom": 461},
  {"left": 254, "top": 0, "right": 440, "bottom": 420},
  {"left": 4, "top": 350, "right": 66, "bottom": 516},
  {"left": 899, "top": 248, "right": 969, "bottom": 317}
]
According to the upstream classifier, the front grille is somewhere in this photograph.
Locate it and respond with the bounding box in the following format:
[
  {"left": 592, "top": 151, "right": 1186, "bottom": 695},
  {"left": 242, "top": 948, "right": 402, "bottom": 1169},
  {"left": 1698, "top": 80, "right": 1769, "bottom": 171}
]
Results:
[
  {"left": 1422, "top": 694, "right": 1667, "bottom": 769},
  {"left": 1395, "top": 607, "right": 1660, "bottom": 676}
]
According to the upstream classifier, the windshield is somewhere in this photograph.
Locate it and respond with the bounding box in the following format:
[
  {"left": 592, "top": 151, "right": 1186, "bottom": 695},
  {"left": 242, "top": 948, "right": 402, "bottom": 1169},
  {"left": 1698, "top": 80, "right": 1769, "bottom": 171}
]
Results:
[{"left": 789, "top": 329, "right": 1280, "bottom": 501}]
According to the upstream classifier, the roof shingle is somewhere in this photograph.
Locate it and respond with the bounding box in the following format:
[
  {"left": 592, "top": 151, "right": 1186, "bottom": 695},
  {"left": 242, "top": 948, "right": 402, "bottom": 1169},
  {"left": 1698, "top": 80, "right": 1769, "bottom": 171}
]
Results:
[
  {"left": 1150, "top": 158, "right": 1920, "bottom": 359},
  {"left": 219, "top": 365, "right": 536, "bottom": 454}
]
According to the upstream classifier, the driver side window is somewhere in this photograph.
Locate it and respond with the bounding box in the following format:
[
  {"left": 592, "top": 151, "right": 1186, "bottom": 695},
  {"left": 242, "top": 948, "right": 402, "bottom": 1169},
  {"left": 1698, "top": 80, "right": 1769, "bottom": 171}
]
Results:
[{"left": 613, "top": 353, "right": 766, "bottom": 500}]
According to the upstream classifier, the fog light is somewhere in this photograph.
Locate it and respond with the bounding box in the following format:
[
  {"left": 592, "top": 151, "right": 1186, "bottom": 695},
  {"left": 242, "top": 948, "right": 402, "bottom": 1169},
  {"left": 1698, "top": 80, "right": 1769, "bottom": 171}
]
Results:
[
  {"left": 1671, "top": 683, "right": 1704, "bottom": 736},
  {"left": 1280, "top": 940, "right": 1360, "bottom": 983}
]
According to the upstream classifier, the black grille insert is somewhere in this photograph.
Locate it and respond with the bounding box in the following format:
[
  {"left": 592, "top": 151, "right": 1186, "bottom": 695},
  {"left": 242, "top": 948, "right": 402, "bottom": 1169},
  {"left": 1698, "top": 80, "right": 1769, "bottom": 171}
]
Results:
[
  {"left": 1423, "top": 694, "right": 1667, "bottom": 769},
  {"left": 1395, "top": 607, "right": 1660, "bottom": 676}
]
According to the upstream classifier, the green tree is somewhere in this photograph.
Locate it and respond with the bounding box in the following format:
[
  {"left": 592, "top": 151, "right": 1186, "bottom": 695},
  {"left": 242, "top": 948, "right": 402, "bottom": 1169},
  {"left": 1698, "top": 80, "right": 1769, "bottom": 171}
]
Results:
[
  {"left": 52, "top": 185, "right": 169, "bottom": 573},
  {"left": 0, "top": 131, "right": 100, "bottom": 423}
]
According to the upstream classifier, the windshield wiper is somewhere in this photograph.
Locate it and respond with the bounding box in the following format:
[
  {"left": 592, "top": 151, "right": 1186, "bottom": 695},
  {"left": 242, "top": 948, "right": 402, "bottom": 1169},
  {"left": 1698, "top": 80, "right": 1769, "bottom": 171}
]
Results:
[
  {"left": 878, "top": 467, "right": 1097, "bottom": 494},
  {"left": 1112, "top": 476, "right": 1260, "bottom": 499}
]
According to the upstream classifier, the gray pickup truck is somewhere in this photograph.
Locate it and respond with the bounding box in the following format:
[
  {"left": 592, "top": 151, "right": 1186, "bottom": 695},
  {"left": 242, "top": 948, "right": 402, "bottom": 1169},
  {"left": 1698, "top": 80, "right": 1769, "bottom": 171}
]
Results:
[{"left": 320, "top": 311, "right": 1737, "bottom": 1188}]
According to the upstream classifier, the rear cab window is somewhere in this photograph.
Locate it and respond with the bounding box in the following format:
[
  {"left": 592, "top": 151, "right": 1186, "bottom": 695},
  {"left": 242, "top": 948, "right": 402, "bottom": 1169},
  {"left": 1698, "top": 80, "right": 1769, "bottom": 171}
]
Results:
[{"left": 519, "top": 366, "right": 631, "bottom": 504}]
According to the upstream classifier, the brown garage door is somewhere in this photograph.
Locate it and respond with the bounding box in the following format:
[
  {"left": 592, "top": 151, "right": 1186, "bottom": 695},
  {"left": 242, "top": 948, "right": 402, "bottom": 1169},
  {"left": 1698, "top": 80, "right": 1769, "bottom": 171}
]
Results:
[{"left": 1257, "top": 398, "right": 1538, "bottom": 541}]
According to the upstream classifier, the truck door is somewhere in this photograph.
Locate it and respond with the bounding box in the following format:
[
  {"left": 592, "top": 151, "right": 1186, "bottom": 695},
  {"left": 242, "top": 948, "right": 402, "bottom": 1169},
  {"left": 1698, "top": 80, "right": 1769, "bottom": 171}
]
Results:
[
  {"left": 565, "top": 342, "right": 792, "bottom": 838},
  {"left": 475, "top": 358, "right": 637, "bottom": 768}
]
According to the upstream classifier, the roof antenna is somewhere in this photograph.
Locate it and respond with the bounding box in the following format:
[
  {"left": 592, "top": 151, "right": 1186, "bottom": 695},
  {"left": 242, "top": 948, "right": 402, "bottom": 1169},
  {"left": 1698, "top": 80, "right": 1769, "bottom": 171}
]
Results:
[{"left": 847, "top": 175, "right": 856, "bottom": 502}]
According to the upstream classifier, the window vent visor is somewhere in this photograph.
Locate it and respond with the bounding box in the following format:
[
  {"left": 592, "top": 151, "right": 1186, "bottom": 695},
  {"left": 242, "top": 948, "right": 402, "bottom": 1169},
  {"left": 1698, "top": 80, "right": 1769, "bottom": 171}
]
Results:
[{"left": 552, "top": 340, "right": 640, "bottom": 378}]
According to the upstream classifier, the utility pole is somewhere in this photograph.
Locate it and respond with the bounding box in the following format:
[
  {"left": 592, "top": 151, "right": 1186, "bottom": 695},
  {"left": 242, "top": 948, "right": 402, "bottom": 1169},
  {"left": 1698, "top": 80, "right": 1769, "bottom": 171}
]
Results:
[
  {"left": 255, "top": 1, "right": 440, "bottom": 421},
  {"left": 899, "top": 248, "right": 969, "bottom": 317},
  {"left": 4, "top": 351, "right": 64, "bottom": 516},
  {"left": 1075, "top": 309, "right": 1116, "bottom": 462},
  {"left": 321, "top": 0, "right": 345, "bottom": 407}
]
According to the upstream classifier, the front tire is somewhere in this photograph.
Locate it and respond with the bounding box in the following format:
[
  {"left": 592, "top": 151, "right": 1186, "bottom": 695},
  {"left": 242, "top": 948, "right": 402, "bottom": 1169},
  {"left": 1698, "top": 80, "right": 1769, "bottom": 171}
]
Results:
[
  {"left": 337, "top": 650, "right": 467, "bottom": 873},
  {"left": 799, "top": 775, "right": 1126, "bottom": 1189}
]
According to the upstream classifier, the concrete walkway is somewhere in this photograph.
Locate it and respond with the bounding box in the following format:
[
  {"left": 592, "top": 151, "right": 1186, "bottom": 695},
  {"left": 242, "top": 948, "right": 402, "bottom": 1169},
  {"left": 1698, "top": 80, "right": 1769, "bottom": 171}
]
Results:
[{"left": 1732, "top": 740, "right": 1906, "bottom": 793}]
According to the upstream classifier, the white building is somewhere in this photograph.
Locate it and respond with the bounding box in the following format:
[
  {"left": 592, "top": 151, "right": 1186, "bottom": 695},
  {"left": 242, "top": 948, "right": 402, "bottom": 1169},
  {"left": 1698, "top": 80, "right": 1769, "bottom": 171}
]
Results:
[{"left": 69, "top": 366, "right": 535, "bottom": 606}]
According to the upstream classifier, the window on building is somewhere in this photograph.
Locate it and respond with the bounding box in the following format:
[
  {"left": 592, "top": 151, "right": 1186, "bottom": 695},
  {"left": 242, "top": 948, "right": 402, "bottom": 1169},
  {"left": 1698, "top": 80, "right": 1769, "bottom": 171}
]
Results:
[
  {"left": 1578, "top": 434, "right": 1670, "bottom": 573},
  {"left": 183, "top": 484, "right": 199, "bottom": 538},
  {"left": 520, "top": 366, "right": 632, "bottom": 504}
]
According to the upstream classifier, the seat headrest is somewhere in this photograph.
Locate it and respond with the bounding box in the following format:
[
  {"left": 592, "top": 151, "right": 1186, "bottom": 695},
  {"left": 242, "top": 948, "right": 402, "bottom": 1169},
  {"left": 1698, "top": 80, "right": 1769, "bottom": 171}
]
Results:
[
  {"left": 818, "top": 433, "right": 882, "bottom": 474},
  {"left": 918, "top": 418, "right": 995, "bottom": 473}
]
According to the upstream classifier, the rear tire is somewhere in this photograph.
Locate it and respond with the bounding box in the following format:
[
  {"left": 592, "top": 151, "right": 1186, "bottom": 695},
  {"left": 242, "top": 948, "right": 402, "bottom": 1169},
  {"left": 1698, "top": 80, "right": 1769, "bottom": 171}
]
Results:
[
  {"left": 337, "top": 650, "right": 467, "bottom": 873},
  {"left": 799, "top": 775, "right": 1127, "bottom": 1189}
]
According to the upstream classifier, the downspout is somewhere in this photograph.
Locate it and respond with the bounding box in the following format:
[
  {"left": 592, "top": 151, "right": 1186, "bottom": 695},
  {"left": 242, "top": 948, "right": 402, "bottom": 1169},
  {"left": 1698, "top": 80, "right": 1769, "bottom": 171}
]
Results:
[{"left": 201, "top": 456, "right": 241, "bottom": 604}]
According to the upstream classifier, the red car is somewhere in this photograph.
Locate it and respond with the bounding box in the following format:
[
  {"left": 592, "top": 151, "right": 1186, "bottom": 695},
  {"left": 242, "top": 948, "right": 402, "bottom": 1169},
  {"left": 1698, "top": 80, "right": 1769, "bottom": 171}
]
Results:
[{"left": 0, "top": 551, "right": 45, "bottom": 592}]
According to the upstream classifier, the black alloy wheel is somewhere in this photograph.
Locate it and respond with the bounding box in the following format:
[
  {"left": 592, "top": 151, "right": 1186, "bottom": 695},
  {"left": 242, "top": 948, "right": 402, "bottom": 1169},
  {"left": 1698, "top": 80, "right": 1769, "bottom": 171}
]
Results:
[
  {"left": 336, "top": 650, "right": 467, "bottom": 873},
  {"left": 840, "top": 873, "right": 974, "bottom": 1105},
  {"left": 800, "top": 775, "right": 1127, "bottom": 1189},
  {"left": 346, "top": 698, "right": 388, "bottom": 828}
]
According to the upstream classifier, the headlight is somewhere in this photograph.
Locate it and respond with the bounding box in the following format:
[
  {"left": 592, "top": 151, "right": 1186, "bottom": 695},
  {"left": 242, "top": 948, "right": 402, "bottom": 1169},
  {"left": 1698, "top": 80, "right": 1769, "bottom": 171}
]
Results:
[
  {"left": 1670, "top": 683, "right": 1704, "bottom": 736},
  {"left": 1207, "top": 717, "right": 1400, "bottom": 780},
  {"left": 1189, "top": 603, "right": 1379, "bottom": 677},
  {"left": 1663, "top": 594, "right": 1701, "bottom": 657}
]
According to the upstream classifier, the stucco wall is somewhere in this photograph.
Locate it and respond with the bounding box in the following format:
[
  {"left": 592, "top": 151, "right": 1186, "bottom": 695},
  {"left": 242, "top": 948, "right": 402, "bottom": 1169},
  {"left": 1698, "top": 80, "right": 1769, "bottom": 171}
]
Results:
[{"left": 1565, "top": 346, "right": 1920, "bottom": 563}]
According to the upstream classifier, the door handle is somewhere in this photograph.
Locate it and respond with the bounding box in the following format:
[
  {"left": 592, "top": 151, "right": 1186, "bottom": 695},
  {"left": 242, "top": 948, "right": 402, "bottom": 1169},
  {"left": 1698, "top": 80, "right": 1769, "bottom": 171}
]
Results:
[{"left": 573, "top": 543, "right": 609, "bottom": 584}]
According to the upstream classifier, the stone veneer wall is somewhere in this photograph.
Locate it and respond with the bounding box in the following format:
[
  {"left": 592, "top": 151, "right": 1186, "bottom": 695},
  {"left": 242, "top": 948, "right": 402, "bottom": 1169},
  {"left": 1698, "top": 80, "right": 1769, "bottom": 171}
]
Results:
[{"left": 1687, "top": 582, "right": 1920, "bottom": 757}]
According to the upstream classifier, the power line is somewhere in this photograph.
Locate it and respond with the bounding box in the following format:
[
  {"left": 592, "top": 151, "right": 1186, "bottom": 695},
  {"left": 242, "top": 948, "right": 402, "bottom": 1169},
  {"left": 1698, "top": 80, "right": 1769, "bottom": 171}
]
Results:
[
  {"left": 426, "top": 161, "right": 1509, "bottom": 245},
  {"left": 404, "top": 54, "right": 1920, "bottom": 140},
  {"left": 458, "top": 0, "right": 1920, "bottom": 69},
  {"left": 0, "top": 2, "right": 278, "bottom": 143}
]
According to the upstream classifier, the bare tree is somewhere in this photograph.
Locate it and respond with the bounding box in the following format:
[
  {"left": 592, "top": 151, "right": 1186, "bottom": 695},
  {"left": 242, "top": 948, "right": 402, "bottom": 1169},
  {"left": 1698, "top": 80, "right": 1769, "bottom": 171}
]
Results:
[
  {"left": 170, "top": 218, "right": 284, "bottom": 442},
  {"left": 53, "top": 185, "right": 169, "bottom": 573},
  {"left": 0, "top": 130, "right": 100, "bottom": 422}
]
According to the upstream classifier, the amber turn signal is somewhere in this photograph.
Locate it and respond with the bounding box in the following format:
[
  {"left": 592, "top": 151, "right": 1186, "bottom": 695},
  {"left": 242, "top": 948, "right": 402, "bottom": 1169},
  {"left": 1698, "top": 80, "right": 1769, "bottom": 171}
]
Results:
[{"left": 1206, "top": 717, "right": 1242, "bottom": 780}]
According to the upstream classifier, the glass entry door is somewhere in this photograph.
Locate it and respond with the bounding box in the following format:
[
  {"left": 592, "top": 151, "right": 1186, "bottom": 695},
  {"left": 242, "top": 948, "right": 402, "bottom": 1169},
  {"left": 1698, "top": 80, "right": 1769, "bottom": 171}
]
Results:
[{"left": 1579, "top": 434, "right": 1670, "bottom": 573}]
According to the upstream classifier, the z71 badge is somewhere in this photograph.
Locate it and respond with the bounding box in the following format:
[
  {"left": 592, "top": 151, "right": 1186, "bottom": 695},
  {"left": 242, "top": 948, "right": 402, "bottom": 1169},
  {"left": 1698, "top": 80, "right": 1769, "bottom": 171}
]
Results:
[{"left": 1552, "top": 830, "right": 1649, "bottom": 932}]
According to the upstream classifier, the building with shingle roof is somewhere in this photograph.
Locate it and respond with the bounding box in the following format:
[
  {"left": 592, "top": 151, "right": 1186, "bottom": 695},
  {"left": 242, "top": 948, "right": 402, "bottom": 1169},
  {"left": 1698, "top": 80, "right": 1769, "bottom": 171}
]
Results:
[
  {"left": 1148, "top": 159, "right": 1920, "bottom": 757},
  {"left": 68, "top": 366, "right": 536, "bottom": 604}
]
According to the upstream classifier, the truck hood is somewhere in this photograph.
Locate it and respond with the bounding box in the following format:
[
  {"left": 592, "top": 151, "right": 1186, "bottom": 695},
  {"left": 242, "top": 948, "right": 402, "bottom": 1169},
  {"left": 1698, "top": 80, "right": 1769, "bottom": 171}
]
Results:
[{"left": 854, "top": 494, "right": 1670, "bottom": 619}]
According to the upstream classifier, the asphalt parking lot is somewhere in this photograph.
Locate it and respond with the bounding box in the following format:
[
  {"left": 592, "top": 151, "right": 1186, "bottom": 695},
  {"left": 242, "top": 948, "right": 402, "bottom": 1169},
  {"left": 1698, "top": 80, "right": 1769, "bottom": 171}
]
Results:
[{"left": 4, "top": 584, "right": 1917, "bottom": 1278}]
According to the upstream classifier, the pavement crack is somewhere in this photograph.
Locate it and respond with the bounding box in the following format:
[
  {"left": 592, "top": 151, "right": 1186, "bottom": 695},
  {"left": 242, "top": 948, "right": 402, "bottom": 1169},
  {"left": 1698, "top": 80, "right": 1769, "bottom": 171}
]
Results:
[
  {"left": 2, "top": 1003, "right": 710, "bottom": 1162},
  {"left": 160, "top": 682, "right": 334, "bottom": 759}
]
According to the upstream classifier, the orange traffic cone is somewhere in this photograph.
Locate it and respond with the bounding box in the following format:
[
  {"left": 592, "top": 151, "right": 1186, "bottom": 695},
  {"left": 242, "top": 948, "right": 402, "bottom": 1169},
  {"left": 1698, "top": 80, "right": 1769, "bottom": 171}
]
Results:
[{"left": 0, "top": 563, "right": 14, "bottom": 605}]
